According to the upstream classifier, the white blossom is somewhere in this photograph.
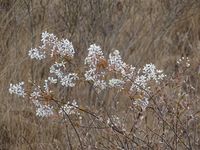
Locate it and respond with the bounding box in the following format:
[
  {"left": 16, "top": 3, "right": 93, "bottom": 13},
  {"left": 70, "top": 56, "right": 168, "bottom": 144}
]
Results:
[
  {"left": 59, "top": 100, "right": 79, "bottom": 115},
  {"left": 93, "top": 80, "right": 107, "bottom": 92},
  {"left": 49, "top": 62, "right": 79, "bottom": 87},
  {"left": 143, "top": 63, "right": 158, "bottom": 81},
  {"left": 41, "top": 31, "right": 58, "bottom": 46},
  {"left": 84, "top": 44, "right": 107, "bottom": 92},
  {"left": 31, "top": 32, "right": 75, "bottom": 59},
  {"left": 143, "top": 63, "right": 166, "bottom": 82},
  {"left": 41, "top": 31, "right": 49, "bottom": 44},
  {"left": 109, "top": 78, "right": 125, "bottom": 88},
  {"left": 84, "top": 68, "right": 98, "bottom": 81},
  {"left": 60, "top": 73, "right": 79, "bottom": 87},
  {"left": 9, "top": 82, "right": 26, "bottom": 97},
  {"left": 108, "top": 50, "right": 136, "bottom": 80},
  {"left": 130, "top": 75, "right": 147, "bottom": 91},
  {"left": 108, "top": 50, "right": 126, "bottom": 72},
  {"left": 35, "top": 103, "right": 54, "bottom": 117},
  {"left": 85, "top": 44, "right": 104, "bottom": 68},
  {"left": 31, "top": 92, "right": 54, "bottom": 118},
  {"left": 44, "top": 80, "right": 50, "bottom": 92},
  {"left": 48, "top": 77, "right": 57, "bottom": 84},
  {"left": 49, "top": 62, "right": 65, "bottom": 79},
  {"left": 121, "top": 65, "right": 136, "bottom": 80},
  {"left": 28, "top": 48, "right": 46, "bottom": 60},
  {"left": 57, "top": 39, "right": 75, "bottom": 57},
  {"left": 30, "top": 89, "right": 41, "bottom": 101},
  {"left": 177, "top": 57, "right": 190, "bottom": 68}
]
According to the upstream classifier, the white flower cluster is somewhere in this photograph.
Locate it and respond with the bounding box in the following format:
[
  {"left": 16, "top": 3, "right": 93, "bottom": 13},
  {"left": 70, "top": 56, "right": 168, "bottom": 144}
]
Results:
[
  {"left": 133, "top": 75, "right": 147, "bottom": 90},
  {"left": 28, "top": 48, "right": 46, "bottom": 60},
  {"left": 34, "top": 100, "right": 54, "bottom": 117},
  {"left": 143, "top": 63, "right": 165, "bottom": 81},
  {"left": 59, "top": 100, "right": 79, "bottom": 115},
  {"left": 29, "top": 87, "right": 53, "bottom": 117},
  {"left": 49, "top": 62, "right": 79, "bottom": 87},
  {"left": 85, "top": 47, "right": 166, "bottom": 94},
  {"left": 30, "top": 87, "right": 41, "bottom": 100},
  {"left": 48, "top": 77, "right": 57, "bottom": 84},
  {"left": 84, "top": 68, "right": 98, "bottom": 81},
  {"left": 177, "top": 57, "right": 190, "bottom": 67},
  {"left": 56, "top": 39, "right": 75, "bottom": 57},
  {"left": 44, "top": 79, "right": 50, "bottom": 93},
  {"left": 108, "top": 50, "right": 126, "bottom": 72},
  {"left": 9, "top": 31, "right": 167, "bottom": 118},
  {"left": 41, "top": 31, "right": 58, "bottom": 46},
  {"left": 93, "top": 80, "right": 107, "bottom": 91},
  {"left": 108, "top": 50, "right": 136, "bottom": 80},
  {"left": 85, "top": 44, "right": 104, "bottom": 67},
  {"left": 60, "top": 73, "right": 79, "bottom": 87},
  {"left": 108, "top": 78, "right": 125, "bottom": 89},
  {"left": 84, "top": 44, "right": 107, "bottom": 92},
  {"left": 50, "top": 62, "right": 65, "bottom": 79},
  {"left": 28, "top": 31, "right": 75, "bottom": 60},
  {"left": 9, "top": 82, "right": 26, "bottom": 97},
  {"left": 130, "top": 64, "right": 166, "bottom": 92}
]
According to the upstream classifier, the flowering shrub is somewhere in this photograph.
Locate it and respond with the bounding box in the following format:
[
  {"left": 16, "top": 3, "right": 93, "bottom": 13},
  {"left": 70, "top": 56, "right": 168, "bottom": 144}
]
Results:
[
  {"left": 10, "top": 32, "right": 165, "bottom": 116},
  {"left": 9, "top": 32, "right": 200, "bottom": 149}
]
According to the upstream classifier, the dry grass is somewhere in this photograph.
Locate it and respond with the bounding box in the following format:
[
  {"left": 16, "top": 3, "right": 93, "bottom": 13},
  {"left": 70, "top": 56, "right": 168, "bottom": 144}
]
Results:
[{"left": 0, "top": 0, "right": 200, "bottom": 149}]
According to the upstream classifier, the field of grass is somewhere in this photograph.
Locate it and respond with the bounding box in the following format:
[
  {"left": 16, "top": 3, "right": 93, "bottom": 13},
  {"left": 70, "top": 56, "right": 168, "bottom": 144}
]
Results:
[{"left": 0, "top": 0, "right": 200, "bottom": 149}]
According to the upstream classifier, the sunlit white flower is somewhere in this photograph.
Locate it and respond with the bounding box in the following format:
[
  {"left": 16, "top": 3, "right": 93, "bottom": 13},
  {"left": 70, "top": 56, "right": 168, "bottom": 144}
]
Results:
[
  {"left": 108, "top": 50, "right": 126, "bottom": 72},
  {"left": 121, "top": 65, "right": 136, "bottom": 80},
  {"left": 87, "top": 44, "right": 103, "bottom": 57},
  {"left": 143, "top": 63, "right": 166, "bottom": 82},
  {"left": 28, "top": 48, "right": 46, "bottom": 60},
  {"left": 84, "top": 68, "right": 97, "bottom": 81},
  {"left": 48, "top": 77, "right": 57, "bottom": 84},
  {"left": 44, "top": 80, "right": 50, "bottom": 92},
  {"left": 35, "top": 103, "right": 54, "bottom": 117},
  {"left": 108, "top": 50, "right": 136, "bottom": 81},
  {"left": 131, "top": 75, "right": 147, "bottom": 91},
  {"left": 93, "top": 80, "right": 107, "bottom": 92},
  {"left": 49, "top": 62, "right": 79, "bottom": 87},
  {"left": 41, "top": 31, "right": 49, "bottom": 44},
  {"left": 36, "top": 31, "right": 75, "bottom": 58},
  {"left": 31, "top": 89, "right": 53, "bottom": 118},
  {"left": 176, "top": 57, "right": 190, "bottom": 68},
  {"left": 49, "top": 62, "right": 65, "bottom": 78},
  {"left": 9, "top": 82, "right": 26, "bottom": 97},
  {"left": 157, "top": 74, "right": 166, "bottom": 81},
  {"left": 60, "top": 73, "right": 79, "bottom": 87},
  {"left": 30, "top": 87, "right": 41, "bottom": 100},
  {"left": 41, "top": 31, "right": 58, "bottom": 46},
  {"left": 59, "top": 100, "right": 79, "bottom": 115},
  {"left": 57, "top": 39, "right": 75, "bottom": 57},
  {"left": 85, "top": 44, "right": 107, "bottom": 92},
  {"left": 109, "top": 78, "right": 125, "bottom": 88},
  {"left": 143, "top": 63, "right": 157, "bottom": 80},
  {"left": 85, "top": 44, "right": 104, "bottom": 68}
]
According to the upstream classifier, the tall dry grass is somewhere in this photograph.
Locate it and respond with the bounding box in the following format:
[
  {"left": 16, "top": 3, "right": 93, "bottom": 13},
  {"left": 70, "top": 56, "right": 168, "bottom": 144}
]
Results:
[{"left": 0, "top": 0, "right": 200, "bottom": 149}]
